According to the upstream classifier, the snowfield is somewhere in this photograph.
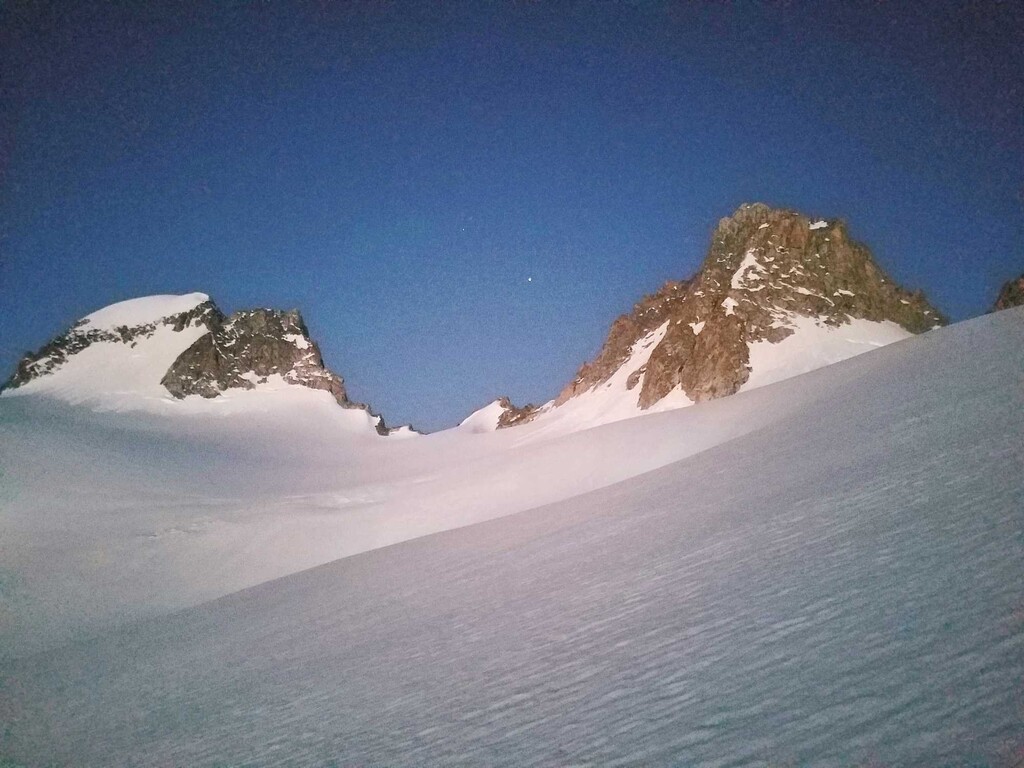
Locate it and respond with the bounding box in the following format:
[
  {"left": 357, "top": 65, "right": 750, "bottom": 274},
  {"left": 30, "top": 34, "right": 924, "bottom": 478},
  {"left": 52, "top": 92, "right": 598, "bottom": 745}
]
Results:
[
  {"left": 743, "top": 314, "right": 912, "bottom": 391},
  {"left": 0, "top": 308, "right": 1022, "bottom": 766}
]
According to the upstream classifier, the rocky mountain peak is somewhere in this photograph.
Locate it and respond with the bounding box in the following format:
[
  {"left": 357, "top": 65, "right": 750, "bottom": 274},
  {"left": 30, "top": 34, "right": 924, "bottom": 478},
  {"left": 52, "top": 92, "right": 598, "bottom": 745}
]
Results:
[
  {"left": 702, "top": 203, "right": 940, "bottom": 333},
  {"left": 992, "top": 273, "right": 1024, "bottom": 312},
  {"left": 161, "top": 307, "right": 349, "bottom": 405},
  {"left": 492, "top": 203, "right": 946, "bottom": 429}
]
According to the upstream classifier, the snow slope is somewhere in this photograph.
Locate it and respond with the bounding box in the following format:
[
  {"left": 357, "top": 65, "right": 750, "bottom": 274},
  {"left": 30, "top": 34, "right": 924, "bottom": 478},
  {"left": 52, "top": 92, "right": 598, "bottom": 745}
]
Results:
[
  {"left": 6, "top": 293, "right": 212, "bottom": 410},
  {"left": 1, "top": 309, "right": 1022, "bottom": 767},
  {"left": 0, "top": 350, "right": 801, "bottom": 657},
  {"left": 0, "top": 312, "right": 1006, "bottom": 659},
  {"left": 464, "top": 313, "right": 915, "bottom": 438},
  {"left": 743, "top": 314, "right": 912, "bottom": 391},
  {"left": 458, "top": 319, "right": 696, "bottom": 438},
  {"left": 456, "top": 397, "right": 508, "bottom": 432}
]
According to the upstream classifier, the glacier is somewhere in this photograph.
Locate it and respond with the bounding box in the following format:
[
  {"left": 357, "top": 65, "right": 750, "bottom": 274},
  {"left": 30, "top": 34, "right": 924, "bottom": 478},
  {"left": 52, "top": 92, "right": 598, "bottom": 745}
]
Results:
[{"left": 0, "top": 308, "right": 1022, "bottom": 766}]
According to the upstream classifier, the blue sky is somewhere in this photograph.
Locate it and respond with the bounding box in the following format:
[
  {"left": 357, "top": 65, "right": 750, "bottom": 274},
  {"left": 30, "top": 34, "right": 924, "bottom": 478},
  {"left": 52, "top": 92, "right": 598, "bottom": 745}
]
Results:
[{"left": 2, "top": 1, "right": 1021, "bottom": 431}]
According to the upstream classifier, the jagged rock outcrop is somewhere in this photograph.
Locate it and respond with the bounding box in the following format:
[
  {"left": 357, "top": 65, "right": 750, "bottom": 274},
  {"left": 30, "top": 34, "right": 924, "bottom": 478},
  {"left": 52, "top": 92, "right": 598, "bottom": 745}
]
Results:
[
  {"left": 992, "top": 274, "right": 1024, "bottom": 311},
  {"left": 163, "top": 307, "right": 394, "bottom": 435},
  {"left": 161, "top": 309, "right": 348, "bottom": 403},
  {"left": 494, "top": 396, "right": 543, "bottom": 429},
  {"left": 636, "top": 203, "right": 944, "bottom": 406},
  {"left": 495, "top": 203, "right": 946, "bottom": 427}
]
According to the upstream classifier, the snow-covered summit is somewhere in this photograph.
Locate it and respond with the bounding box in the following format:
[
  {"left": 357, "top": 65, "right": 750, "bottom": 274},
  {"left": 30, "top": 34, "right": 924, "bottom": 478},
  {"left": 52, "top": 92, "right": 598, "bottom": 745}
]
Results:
[
  {"left": 2, "top": 293, "right": 219, "bottom": 406},
  {"left": 2, "top": 293, "right": 402, "bottom": 434},
  {"left": 457, "top": 398, "right": 511, "bottom": 433},
  {"left": 78, "top": 292, "right": 211, "bottom": 330}
]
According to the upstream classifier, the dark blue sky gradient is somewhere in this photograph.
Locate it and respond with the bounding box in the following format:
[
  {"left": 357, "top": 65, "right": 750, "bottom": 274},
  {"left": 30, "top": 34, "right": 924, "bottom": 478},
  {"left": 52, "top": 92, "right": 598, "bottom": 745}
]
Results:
[{"left": 2, "top": 1, "right": 1021, "bottom": 430}]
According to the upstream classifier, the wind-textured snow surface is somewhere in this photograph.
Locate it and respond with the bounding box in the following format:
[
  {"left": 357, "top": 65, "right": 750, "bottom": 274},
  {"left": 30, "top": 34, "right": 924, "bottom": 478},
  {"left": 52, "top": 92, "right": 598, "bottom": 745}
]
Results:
[
  {"left": 0, "top": 360, "right": 763, "bottom": 658},
  {"left": 1, "top": 309, "right": 1022, "bottom": 767}
]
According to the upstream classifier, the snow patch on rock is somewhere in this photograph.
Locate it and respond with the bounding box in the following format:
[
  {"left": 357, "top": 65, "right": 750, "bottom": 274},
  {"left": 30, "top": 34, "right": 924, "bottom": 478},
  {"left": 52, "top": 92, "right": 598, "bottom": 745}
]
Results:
[
  {"left": 283, "top": 334, "right": 310, "bottom": 350},
  {"left": 731, "top": 250, "right": 767, "bottom": 290}
]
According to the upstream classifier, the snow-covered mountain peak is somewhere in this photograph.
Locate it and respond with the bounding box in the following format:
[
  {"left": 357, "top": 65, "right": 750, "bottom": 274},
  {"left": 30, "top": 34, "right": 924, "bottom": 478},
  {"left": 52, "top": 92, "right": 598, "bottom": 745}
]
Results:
[
  {"left": 3, "top": 294, "right": 404, "bottom": 435},
  {"left": 2, "top": 293, "right": 220, "bottom": 401}
]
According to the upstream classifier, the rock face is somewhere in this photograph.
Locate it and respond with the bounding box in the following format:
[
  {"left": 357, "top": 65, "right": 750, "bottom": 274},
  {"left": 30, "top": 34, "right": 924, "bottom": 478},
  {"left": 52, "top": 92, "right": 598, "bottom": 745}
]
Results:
[
  {"left": 494, "top": 396, "right": 543, "bottom": 429},
  {"left": 496, "top": 203, "right": 946, "bottom": 427},
  {"left": 992, "top": 274, "right": 1024, "bottom": 311},
  {"left": 162, "top": 309, "right": 348, "bottom": 404}
]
